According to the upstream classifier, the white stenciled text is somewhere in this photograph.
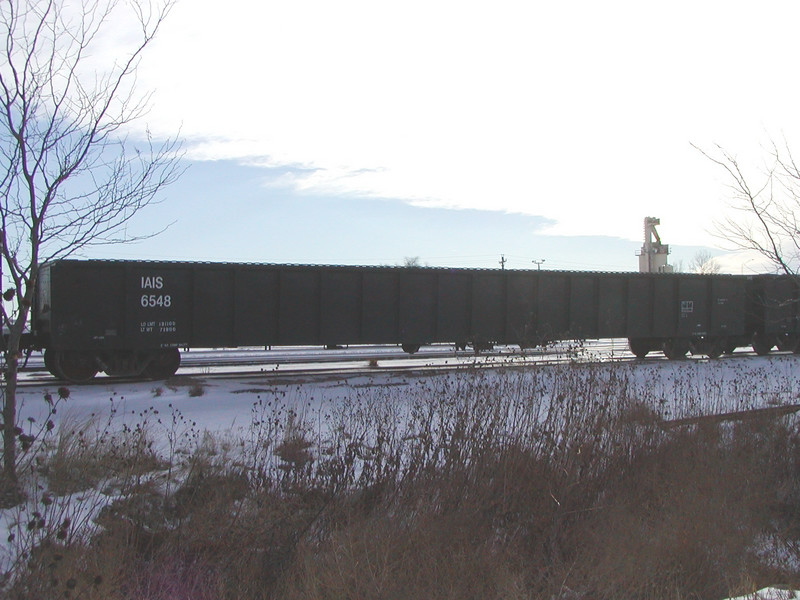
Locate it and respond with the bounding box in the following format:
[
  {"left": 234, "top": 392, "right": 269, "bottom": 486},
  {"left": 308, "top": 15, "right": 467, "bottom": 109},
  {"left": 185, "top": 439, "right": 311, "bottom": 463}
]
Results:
[
  {"left": 140, "top": 274, "right": 172, "bottom": 309},
  {"left": 141, "top": 294, "right": 172, "bottom": 308},
  {"left": 141, "top": 276, "right": 163, "bottom": 289}
]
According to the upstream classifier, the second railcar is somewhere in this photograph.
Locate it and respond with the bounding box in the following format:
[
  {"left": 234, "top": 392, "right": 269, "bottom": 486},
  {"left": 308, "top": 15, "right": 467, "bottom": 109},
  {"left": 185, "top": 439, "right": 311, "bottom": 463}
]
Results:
[{"left": 745, "top": 275, "right": 800, "bottom": 354}]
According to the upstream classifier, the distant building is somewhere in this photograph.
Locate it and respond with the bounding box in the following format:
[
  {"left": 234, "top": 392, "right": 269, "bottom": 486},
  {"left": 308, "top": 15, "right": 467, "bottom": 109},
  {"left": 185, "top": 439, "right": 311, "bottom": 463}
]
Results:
[{"left": 637, "top": 217, "right": 674, "bottom": 273}]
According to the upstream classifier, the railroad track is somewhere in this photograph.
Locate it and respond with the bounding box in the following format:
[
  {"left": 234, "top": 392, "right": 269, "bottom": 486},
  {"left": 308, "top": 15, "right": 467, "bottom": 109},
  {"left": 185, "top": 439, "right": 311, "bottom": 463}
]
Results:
[{"left": 10, "top": 339, "right": 770, "bottom": 387}]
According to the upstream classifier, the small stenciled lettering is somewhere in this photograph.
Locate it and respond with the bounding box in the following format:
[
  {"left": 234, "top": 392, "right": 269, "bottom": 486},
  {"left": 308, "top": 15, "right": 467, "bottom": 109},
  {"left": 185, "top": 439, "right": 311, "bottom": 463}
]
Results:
[{"left": 140, "top": 320, "right": 177, "bottom": 334}]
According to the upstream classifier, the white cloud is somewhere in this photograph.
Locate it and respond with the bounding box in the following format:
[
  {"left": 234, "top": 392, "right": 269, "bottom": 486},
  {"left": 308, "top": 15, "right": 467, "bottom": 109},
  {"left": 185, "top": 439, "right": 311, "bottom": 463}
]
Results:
[{"left": 132, "top": 0, "right": 800, "bottom": 246}]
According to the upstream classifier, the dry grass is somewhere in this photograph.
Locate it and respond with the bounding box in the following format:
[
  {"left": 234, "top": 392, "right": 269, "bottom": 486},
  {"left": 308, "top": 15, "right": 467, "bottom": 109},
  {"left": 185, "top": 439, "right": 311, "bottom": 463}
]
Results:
[
  {"left": 4, "top": 363, "right": 800, "bottom": 599},
  {"left": 40, "top": 419, "right": 165, "bottom": 496}
]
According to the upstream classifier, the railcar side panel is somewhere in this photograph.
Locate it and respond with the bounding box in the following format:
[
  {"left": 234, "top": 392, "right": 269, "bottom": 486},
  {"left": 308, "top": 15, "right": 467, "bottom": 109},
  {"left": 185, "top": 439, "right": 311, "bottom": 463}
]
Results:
[
  {"left": 398, "top": 270, "right": 437, "bottom": 344},
  {"left": 361, "top": 270, "right": 398, "bottom": 343},
  {"left": 124, "top": 264, "right": 185, "bottom": 349},
  {"left": 192, "top": 268, "right": 235, "bottom": 347},
  {"left": 279, "top": 269, "right": 320, "bottom": 345},
  {"left": 710, "top": 277, "right": 746, "bottom": 337},
  {"left": 676, "top": 278, "right": 710, "bottom": 337},
  {"left": 49, "top": 262, "right": 126, "bottom": 350},
  {"left": 506, "top": 272, "right": 536, "bottom": 345},
  {"left": 436, "top": 271, "right": 471, "bottom": 343},
  {"left": 568, "top": 274, "right": 596, "bottom": 340},
  {"left": 626, "top": 276, "right": 653, "bottom": 337},
  {"left": 537, "top": 273, "right": 570, "bottom": 341},
  {"left": 597, "top": 275, "right": 627, "bottom": 337},
  {"left": 320, "top": 269, "right": 362, "bottom": 344},
  {"left": 652, "top": 277, "right": 677, "bottom": 337},
  {"left": 760, "top": 277, "right": 798, "bottom": 336},
  {"left": 472, "top": 271, "right": 505, "bottom": 343},
  {"left": 233, "top": 267, "right": 279, "bottom": 346}
]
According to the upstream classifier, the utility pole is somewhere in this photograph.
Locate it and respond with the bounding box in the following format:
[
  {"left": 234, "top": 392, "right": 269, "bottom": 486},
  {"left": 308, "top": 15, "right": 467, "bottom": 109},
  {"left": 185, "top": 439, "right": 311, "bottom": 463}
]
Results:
[
  {"left": 499, "top": 255, "right": 507, "bottom": 270},
  {"left": 532, "top": 259, "right": 545, "bottom": 271}
]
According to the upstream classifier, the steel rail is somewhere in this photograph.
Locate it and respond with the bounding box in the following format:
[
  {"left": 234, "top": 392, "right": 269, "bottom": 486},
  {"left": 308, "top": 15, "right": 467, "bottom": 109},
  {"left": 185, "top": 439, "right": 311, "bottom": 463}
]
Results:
[{"left": 10, "top": 339, "right": 763, "bottom": 388}]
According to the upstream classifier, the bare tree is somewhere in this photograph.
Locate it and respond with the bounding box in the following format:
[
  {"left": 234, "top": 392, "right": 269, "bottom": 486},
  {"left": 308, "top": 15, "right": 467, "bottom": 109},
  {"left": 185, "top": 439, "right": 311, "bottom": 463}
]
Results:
[
  {"left": 689, "top": 250, "right": 721, "bottom": 274},
  {"left": 694, "top": 140, "right": 800, "bottom": 275},
  {"left": 0, "top": 0, "right": 183, "bottom": 502}
]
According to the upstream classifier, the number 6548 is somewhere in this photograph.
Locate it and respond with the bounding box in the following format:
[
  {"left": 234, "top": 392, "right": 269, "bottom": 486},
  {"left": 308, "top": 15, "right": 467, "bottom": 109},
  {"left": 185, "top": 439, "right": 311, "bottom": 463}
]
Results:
[{"left": 141, "top": 294, "right": 172, "bottom": 308}]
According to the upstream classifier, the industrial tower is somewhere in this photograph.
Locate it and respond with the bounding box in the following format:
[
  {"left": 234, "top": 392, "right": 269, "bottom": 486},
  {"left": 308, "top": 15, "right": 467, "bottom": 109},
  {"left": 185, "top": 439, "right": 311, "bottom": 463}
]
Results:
[{"left": 638, "top": 217, "right": 673, "bottom": 273}]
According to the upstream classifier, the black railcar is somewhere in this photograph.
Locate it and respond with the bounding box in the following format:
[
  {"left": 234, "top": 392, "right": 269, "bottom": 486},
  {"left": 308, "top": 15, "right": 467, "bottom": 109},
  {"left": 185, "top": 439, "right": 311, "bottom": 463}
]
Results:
[
  {"left": 29, "top": 260, "right": 795, "bottom": 381},
  {"left": 745, "top": 275, "right": 800, "bottom": 354}
]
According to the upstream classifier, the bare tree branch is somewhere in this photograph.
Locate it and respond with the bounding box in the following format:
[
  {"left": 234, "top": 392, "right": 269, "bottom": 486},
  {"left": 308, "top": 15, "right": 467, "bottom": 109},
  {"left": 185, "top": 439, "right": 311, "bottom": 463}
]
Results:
[
  {"left": 694, "top": 141, "right": 800, "bottom": 276},
  {"left": 0, "top": 0, "right": 183, "bottom": 500}
]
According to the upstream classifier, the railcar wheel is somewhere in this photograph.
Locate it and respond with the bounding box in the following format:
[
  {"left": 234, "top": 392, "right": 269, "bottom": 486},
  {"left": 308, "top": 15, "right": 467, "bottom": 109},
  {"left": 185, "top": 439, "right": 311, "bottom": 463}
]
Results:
[
  {"left": 53, "top": 351, "right": 98, "bottom": 383},
  {"left": 777, "top": 334, "right": 799, "bottom": 352},
  {"left": 705, "top": 340, "right": 725, "bottom": 359},
  {"left": 43, "top": 348, "right": 63, "bottom": 379},
  {"left": 752, "top": 334, "right": 775, "bottom": 356},
  {"left": 627, "top": 338, "right": 651, "bottom": 359},
  {"left": 143, "top": 348, "right": 181, "bottom": 380},
  {"left": 691, "top": 338, "right": 725, "bottom": 359},
  {"left": 662, "top": 339, "right": 689, "bottom": 360},
  {"left": 401, "top": 344, "right": 420, "bottom": 354}
]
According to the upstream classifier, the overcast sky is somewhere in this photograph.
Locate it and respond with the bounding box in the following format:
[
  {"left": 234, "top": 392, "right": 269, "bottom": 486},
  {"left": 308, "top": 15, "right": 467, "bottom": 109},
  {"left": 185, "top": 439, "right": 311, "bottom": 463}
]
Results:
[{"left": 84, "top": 0, "right": 800, "bottom": 272}]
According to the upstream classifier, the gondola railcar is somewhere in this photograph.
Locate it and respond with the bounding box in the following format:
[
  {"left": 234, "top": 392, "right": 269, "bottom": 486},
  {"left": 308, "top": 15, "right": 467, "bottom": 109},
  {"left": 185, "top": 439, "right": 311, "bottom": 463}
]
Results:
[{"left": 25, "top": 260, "right": 800, "bottom": 382}]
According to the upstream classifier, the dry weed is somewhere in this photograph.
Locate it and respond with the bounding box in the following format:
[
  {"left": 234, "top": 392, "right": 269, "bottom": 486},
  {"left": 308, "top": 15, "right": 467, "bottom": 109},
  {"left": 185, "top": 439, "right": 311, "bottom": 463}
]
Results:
[{"left": 5, "top": 363, "right": 800, "bottom": 600}]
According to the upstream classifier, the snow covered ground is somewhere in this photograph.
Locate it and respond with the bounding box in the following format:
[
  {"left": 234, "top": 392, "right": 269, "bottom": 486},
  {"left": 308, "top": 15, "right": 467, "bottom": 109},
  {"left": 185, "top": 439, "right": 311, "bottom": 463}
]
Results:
[
  {"left": 18, "top": 354, "right": 800, "bottom": 446},
  {"left": 14, "top": 353, "right": 800, "bottom": 436},
  {"left": 5, "top": 353, "right": 800, "bottom": 597},
  {"left": 728, "top": 588, "right": 800, "bottom": 600}
]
